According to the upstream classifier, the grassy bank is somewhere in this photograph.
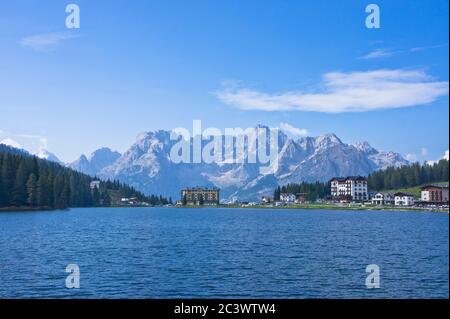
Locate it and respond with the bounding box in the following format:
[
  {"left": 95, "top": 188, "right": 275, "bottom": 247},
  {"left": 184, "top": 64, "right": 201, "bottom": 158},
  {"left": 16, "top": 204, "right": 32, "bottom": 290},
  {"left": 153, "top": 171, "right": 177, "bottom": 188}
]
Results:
[
  {"left": 175, "top": 203, "right": 448, "bottom": 212},
  {"left": 379, "top": 181, "right": 449, "bottom": 198},
  {"left": 222, "top": 203, "right": 449, "bottom": 212}
]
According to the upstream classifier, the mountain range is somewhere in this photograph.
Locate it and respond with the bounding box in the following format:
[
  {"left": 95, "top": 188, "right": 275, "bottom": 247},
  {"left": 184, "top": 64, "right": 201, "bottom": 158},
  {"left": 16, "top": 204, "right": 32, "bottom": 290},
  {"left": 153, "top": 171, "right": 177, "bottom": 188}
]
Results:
[
  {"left": 1, "top": 126, "right": 409, "bottom": 201},
  {"left": 64, "top": 126, "right": 409, "bottom": 202}
]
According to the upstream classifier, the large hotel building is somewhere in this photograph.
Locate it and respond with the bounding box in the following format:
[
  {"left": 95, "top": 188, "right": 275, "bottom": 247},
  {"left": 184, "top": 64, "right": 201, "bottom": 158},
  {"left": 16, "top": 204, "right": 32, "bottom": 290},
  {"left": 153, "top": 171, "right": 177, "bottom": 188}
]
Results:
[
  {"left": 330, "top": 176, "right": 368, "bottom": 202},
  {"left": 180, "top": 187, "right": 220, "bottom": 205}
]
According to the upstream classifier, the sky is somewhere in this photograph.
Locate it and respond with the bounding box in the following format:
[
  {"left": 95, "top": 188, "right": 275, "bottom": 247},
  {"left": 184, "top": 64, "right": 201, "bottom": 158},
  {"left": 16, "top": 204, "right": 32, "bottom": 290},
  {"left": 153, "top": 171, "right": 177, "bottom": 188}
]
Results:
[{"left": 0, "top": 0, "right": 448, "bottom": 163}]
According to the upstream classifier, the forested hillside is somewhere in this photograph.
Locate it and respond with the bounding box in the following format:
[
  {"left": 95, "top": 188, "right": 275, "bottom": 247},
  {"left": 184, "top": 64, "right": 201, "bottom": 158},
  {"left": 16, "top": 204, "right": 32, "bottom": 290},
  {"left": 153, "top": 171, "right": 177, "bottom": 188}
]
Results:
[
  {"left": 0, "top": 144, "right": 170, "bottom": 210},
  {"left": 368, "top": 159, "right": 448, "bottom": 191},
  {"left": 273, "top": 182, "right": 330, "bottom": 201}
]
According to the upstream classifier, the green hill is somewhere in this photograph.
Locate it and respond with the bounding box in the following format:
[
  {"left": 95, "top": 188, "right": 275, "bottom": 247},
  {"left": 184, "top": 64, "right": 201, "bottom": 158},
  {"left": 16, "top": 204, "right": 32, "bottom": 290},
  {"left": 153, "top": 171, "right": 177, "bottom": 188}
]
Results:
[{"left": 381, "top": 181, "right": 449, "bottom": 199}]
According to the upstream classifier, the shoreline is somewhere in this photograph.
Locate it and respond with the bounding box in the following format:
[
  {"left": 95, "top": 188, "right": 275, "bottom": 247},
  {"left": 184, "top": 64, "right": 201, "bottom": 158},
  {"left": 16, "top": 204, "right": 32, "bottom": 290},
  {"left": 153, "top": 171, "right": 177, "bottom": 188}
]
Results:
[
  {"left": 177, "top": 203, "right": 449, "bottom": 213},
  {"left": 0, "top": 206, "right": 60, "bottom": 213},
  {"left": 1, "top": 204, "right": 448, "bottom": 213}
]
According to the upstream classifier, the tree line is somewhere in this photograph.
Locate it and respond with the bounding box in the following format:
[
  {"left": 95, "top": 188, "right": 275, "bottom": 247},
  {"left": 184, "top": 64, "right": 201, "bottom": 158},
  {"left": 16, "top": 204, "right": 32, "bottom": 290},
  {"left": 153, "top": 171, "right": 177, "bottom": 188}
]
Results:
[
  {"left": 0, "top": 145, "right": 170, "bottom": 209},
  {"left": 274, "top": 182, "right": 330, "bottom": 201},
  {"left": 368, "top": 159, "right": 449, "bottom": 191}
]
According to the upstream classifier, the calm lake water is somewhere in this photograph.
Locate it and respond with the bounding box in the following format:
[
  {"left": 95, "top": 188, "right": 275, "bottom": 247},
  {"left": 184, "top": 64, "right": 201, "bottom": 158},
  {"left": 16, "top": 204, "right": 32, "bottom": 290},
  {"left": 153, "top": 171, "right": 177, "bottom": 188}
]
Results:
[{"left": 0, "top": 207, "right": 448, "bottom": 298}]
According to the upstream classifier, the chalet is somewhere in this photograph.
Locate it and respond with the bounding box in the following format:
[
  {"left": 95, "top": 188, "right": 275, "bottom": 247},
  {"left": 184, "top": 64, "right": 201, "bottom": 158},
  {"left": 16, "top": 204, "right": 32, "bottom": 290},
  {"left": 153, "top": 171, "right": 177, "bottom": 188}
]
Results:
[
  {"left": 394, "top": 192, "right": 414, "bottom": 206},
  {"left": 371, "top": 192, "right": 395, "bottom": 206},
  {"left": 280, "top": 193, "right": 296, "bottom": 203},
  {"left": 295, "top": 193, "right": 308, "bottom": 204},
  {"left": 261, "top": 196, "right": 273, "bottom": 203}
]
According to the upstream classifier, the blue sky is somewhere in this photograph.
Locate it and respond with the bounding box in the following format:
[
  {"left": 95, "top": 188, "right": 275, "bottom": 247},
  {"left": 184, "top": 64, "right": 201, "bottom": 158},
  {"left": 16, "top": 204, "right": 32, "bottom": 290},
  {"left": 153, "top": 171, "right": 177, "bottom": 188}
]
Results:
[{"left": 0, "top": 0, "right": 448, "bottom": 162}]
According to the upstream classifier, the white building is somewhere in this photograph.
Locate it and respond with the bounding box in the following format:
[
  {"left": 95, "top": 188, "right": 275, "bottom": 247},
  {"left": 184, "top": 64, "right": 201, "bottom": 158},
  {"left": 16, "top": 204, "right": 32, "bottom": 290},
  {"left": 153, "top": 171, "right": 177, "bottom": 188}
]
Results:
[
  {"left": 371, "top": 192, "right": 395, "bottom": 206},
  {"left": 280, "top": 193, "right": 296, "bottom": 203},
  {"left": 90, "top": 180, "right": 100, "bottom": 190},
  {"left": 330, "top": 176, "right": 368, "bottom": 202},
  {"left": 261, "top": 196, "right": 273, "bottom": 203},
  {"left": 394, "top": 192, "right": 414, "bottom": 206}
]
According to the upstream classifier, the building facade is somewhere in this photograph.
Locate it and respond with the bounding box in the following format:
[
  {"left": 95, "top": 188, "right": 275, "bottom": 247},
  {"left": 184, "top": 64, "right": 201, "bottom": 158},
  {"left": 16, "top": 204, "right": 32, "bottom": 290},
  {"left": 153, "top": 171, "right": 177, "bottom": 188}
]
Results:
[
  {"left": 261, "top": 196, "right": 273, "bottom": 203},
  {"left": 181, "top": 187, "right": 220, "bottom": 205},
  {"left": 330, "top": 176, "right": 368, "bottom": 202},
  {"left": 420, "top": 184, "right": 449, "bottom": 203},
  {"left": 295, "top": 193, "right": 308, "bottom": 204},
  {"left": 394, "top": 192, "right": 414, "bottom": 206},
  {"left": 280, "top": 193, "right": 296, "bottom": 203},
  {"left": 371, "top": 192, "right": 395, "bottom": 206},
  {"left": 90, "top": 180, "right": 100, "bottom": 190}
]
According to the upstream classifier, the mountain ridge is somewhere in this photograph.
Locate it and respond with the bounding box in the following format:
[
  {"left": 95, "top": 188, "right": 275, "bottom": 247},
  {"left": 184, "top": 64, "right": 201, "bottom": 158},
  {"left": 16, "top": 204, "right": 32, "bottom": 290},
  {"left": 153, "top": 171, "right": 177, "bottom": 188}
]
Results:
[
  {"left": 74, "top": 127, "right": 409, "bottom": 201},
  {"left": 7, "top": 127, "right": 409, "bottom": 202}
]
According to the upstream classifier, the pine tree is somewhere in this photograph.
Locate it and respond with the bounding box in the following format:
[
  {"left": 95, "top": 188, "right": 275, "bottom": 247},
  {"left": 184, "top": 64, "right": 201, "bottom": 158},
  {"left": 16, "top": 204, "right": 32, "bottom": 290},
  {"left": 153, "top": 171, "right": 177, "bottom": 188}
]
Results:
[
  {"left": 11, "top": 161, "right": 28, "bottom": 206},
  {"left": 36, "top": 172, "right": 48, "bottom": 207},
  {"left": 0, "top": 154, "right": 14, "bottom": 206},
  {"left": 92, "top": 187, "right": 100, "bottom": 207},
  {"left": 26, "top": 173, "right": 38, "bottom": 207}
]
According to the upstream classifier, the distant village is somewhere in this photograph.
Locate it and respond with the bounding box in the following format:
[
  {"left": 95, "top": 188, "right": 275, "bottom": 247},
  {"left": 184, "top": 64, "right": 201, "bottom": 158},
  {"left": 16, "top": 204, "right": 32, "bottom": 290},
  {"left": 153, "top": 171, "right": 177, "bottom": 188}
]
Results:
[
  {"left": 173, "top": 176, "right": 449, "bottom": 210},
  {"left": 89, "top": 175, "right": 449, "bottom": 210},
  {"left": 260, "top": 176, "right": 449, "bottom": 209}
]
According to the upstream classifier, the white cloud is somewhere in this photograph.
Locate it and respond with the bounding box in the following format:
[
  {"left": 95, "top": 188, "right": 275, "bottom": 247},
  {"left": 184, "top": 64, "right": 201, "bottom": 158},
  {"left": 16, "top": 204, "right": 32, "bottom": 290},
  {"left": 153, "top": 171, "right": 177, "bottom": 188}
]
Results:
[
  {"left": 405, "top": 153, "right": 418, "bottom": 162},
  {"left": 0, "top": 138, "right": 22, "bottom": 149},
  {"left": 425, "top": 150, "right": 449, "bottom": 165},
  {"left": 16, "top": 134, "right": 48, "bottom": 152},
  {"left": 0, "top": 131, "right": 49, "bottom": 154},
  {"left": 279, "top": 123, "right": 308, "bottom": 137},
  {"left": 421, "top": 148, "right": 428, "bottom": 156},
  {"left": 216, "top": 69, "right": 449, "bottom": 113},
  {"left": 359, "top": 49, "right": 396, "bottom": 59},
  {"left": 20, "top": 32, "right": 79, "bottom": 51}
]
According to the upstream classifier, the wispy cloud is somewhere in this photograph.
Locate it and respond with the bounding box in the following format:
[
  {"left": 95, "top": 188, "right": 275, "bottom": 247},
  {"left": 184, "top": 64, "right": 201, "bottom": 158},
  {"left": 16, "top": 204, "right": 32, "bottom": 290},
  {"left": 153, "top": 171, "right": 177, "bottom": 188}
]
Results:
[
  {"left": 216, "top": 69, "right": 449, "bottom": 113},
  {"left": 360, "top": 43, "right": 448, "bottom": 59},
  {"left": 359, "top": 49, "right": 397, "bottom": 59},
  {"left": 20, "top": 32, "right": 79, "bottom": 51},
  {"left": 279, "top": 123, "right": 308, "bottom": 137},
  {"left": 410, "top": 43, "right": 448, "bottom": 53}
]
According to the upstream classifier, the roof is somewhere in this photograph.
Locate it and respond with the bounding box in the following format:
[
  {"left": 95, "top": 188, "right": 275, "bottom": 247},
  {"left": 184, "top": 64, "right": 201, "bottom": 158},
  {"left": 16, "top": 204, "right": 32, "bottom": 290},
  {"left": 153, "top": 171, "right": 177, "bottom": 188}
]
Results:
[
  {"left": 330, "top": 176, "right": 367, "bottom": 182},
  {"left": 420, "top": 184, "right": 449, "bottom": 190},
  {"left": 394, "top": 192, "right": 414, "bottom": 197},
  {"left": 182, "top": 187, "right": 220, "bottom": 191},
  {"left": 373, "top": 192, "right": 394, "bottom": 196}
]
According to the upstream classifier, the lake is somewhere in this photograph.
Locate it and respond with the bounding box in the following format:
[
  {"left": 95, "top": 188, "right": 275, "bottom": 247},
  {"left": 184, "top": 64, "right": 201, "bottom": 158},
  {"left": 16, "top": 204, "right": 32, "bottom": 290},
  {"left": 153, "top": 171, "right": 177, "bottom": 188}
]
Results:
[{"left": 0, "top": 207, "right": 448, "bottom": 298}]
